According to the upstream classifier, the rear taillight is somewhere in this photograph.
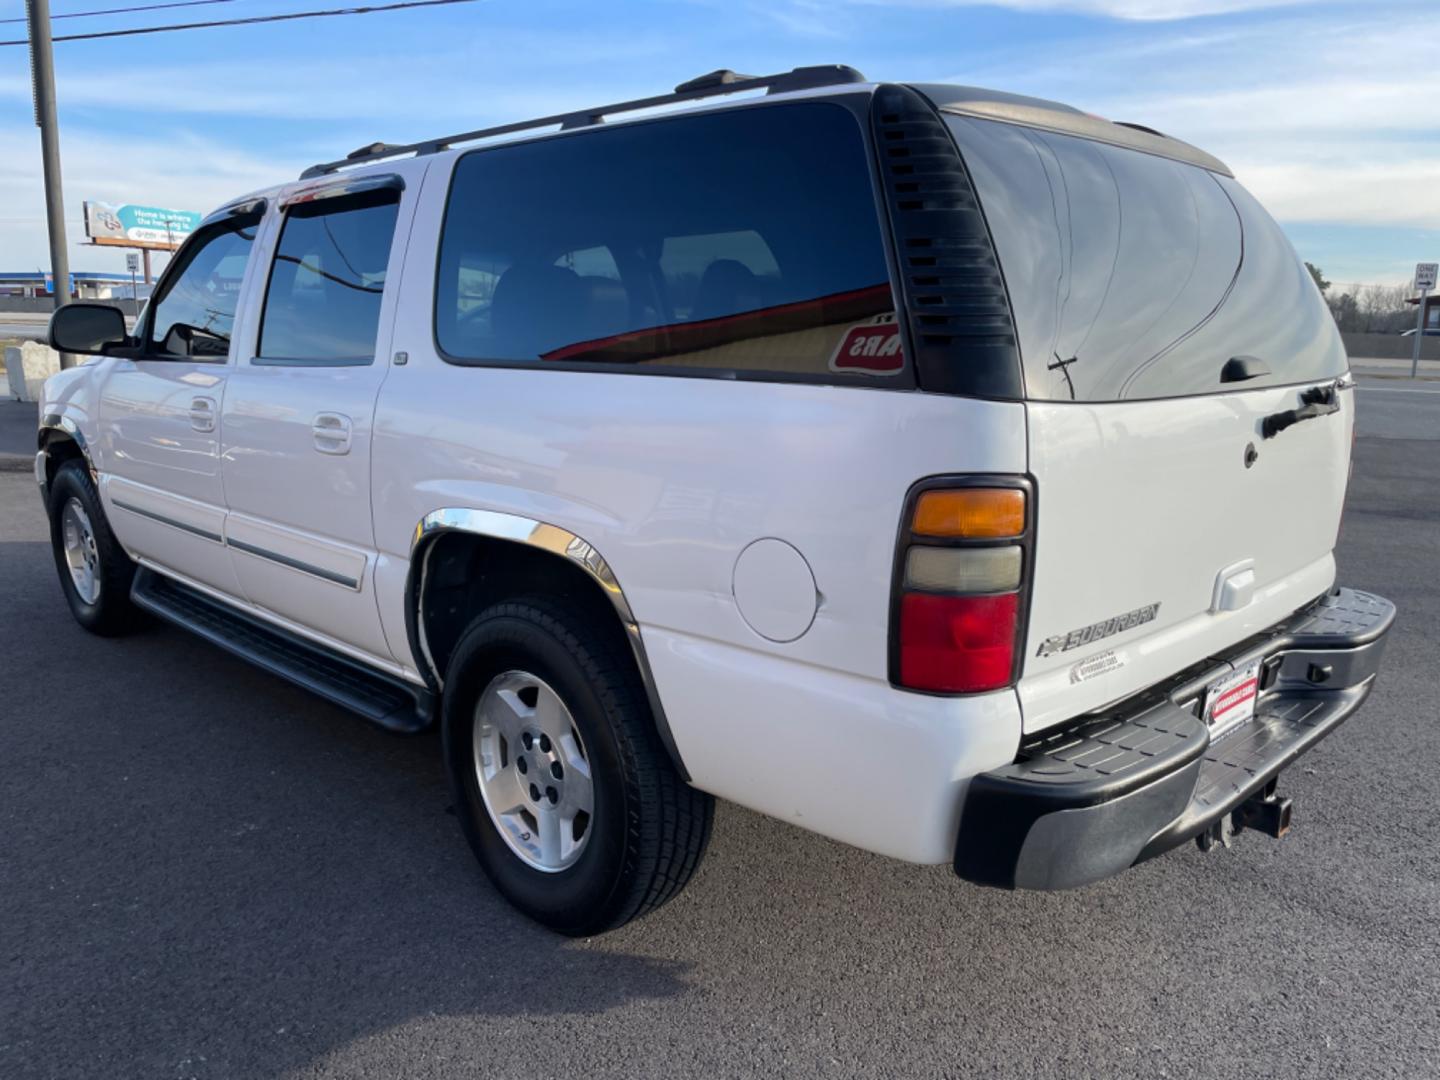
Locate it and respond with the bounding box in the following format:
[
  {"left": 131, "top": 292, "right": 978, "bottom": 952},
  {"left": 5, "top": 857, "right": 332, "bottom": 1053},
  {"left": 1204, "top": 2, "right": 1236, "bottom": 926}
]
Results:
[{"left": 891, "top": 480, "right": 1032, "bottom": 694}]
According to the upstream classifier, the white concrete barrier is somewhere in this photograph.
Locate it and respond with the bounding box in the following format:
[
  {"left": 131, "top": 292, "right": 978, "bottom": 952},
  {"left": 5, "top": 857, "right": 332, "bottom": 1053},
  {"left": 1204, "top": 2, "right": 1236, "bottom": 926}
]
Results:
[{"left": 4, "top": 342, "right": 61, "bottom": 404}]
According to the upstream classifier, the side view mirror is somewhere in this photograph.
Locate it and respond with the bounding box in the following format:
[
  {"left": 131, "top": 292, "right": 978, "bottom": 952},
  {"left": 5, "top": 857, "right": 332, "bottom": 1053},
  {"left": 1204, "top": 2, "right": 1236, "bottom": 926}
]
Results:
[{"left": 48, "top": 303, "right": 133, "bottom": 356}]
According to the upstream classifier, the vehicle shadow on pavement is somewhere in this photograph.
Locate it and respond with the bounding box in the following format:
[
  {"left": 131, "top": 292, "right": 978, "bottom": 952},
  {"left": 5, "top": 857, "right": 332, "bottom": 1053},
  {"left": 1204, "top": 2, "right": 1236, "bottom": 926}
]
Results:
[{"left": 0, "top": 536, "right": 694, "bottom": 1079}]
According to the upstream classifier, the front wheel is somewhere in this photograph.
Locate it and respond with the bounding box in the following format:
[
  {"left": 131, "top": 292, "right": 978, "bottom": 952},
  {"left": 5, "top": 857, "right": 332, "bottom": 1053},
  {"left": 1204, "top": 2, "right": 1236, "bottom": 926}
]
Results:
[
  {"left": 47, "top": 459, "right": 141, "bottom": 636},
  {"left": 442, "top": 596, "right": 713, "bottom": 935}
]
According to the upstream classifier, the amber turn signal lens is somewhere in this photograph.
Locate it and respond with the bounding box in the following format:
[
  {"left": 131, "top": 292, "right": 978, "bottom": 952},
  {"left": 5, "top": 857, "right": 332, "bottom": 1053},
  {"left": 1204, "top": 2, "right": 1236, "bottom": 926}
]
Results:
[{"left": 912, "top": 488, "right": 1025, "bottom": 539}]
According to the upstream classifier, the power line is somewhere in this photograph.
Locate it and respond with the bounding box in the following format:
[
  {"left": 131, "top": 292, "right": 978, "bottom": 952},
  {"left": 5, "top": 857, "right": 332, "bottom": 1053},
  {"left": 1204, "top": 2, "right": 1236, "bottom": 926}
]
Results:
[
  {"left": 0, "top": 1, "right": 239, "bottom": 26},
  {"left": 0, "top": 0, "right": 478, "bottom": 45}
]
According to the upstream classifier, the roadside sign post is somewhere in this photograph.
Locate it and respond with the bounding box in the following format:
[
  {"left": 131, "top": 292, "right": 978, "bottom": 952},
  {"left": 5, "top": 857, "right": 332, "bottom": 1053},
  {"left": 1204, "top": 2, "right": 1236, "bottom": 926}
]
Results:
[
  {"left": 126, "top": 252, "right": 140, "bottom": 317},
  {"left": 1413, "top": 262, "right": 1437, "bottom": 379}
]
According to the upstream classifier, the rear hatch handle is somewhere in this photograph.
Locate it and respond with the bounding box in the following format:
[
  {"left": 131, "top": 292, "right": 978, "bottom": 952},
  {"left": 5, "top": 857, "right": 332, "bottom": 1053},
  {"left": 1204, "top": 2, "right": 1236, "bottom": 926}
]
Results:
[
  {"left": 1221, "top": 355, "right": 1270, "bottom": 383},
  {"left": 1261, "top": 382, "right": 1341, "bottom": 440}
]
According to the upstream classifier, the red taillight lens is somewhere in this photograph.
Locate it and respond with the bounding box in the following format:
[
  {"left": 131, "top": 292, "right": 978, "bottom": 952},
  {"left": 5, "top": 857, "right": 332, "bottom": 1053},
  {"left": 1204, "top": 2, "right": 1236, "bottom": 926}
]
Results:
[{"left": 899, "top": 592, "right": 1019, "bottom": 693}]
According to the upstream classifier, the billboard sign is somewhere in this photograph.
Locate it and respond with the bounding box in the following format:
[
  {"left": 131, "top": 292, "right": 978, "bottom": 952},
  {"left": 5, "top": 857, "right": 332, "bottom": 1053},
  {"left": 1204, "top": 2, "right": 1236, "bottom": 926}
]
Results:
[{"left": 83, "top": 200, "right": 201, "bottom": 250}]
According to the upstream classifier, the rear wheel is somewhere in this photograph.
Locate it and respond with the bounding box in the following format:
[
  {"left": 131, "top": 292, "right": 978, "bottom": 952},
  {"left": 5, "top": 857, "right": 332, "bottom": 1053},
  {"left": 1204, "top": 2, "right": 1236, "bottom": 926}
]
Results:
[
  {"left": 47, "top": 459, "right": 141, "bottom": 636},
  {"left": 442, "top": 596, "right": 712, "bottom": 935}
]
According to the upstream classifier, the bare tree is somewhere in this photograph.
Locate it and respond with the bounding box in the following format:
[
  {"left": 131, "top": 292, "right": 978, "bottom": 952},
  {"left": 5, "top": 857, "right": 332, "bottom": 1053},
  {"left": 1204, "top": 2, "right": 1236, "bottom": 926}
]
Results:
[{"left": 1339, "top": 282, "right": 1413, "bottom": 334}]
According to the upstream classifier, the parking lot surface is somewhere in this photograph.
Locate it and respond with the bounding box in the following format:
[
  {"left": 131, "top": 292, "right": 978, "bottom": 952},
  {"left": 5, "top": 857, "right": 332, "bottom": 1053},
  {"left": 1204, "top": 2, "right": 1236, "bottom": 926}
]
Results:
[{"left": 2, "top": 385, "right": 1437, "bottom": 1079}]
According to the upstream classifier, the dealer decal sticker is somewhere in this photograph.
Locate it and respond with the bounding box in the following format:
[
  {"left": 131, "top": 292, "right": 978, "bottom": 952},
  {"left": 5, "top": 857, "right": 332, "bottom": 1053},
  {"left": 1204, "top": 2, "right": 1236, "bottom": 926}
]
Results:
[{"left": 1069, "top": 650, "right": 1125, "bottom": 685}]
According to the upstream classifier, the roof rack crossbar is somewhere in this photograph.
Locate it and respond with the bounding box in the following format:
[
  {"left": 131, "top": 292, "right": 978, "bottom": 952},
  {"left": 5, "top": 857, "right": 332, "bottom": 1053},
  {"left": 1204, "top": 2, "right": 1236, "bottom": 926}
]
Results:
[{"left": 299, "top": 64, "right": 866, "bottom": 178}]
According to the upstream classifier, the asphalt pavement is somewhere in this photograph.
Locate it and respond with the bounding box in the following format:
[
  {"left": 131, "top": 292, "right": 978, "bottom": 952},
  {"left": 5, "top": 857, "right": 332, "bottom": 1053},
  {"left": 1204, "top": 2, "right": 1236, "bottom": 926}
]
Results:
[
  {"left": 1, "top": 385, "right": 1437, "bottom": 1079},
  {"left": 0, "top": 316, "right": 50, "bottom": 342}
]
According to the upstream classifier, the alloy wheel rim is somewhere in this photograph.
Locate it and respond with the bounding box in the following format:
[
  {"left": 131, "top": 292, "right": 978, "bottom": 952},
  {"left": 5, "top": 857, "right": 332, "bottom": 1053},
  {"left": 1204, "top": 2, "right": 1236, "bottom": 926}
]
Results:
[
  {"left": 61, "top": 497, "right": 101, "bottom": 605},
  {"left": 472, "top": 670, "right": 594, "bottom": 873}
]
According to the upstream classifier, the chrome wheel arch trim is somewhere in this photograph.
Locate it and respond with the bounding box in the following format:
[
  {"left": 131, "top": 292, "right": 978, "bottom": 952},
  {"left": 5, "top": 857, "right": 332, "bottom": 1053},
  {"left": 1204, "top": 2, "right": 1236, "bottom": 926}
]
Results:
[
  {"left": 408, "top": 507, "right": 690, "bottom": 780},
  {"left": 38, "top": 412, "right": 98, "bottom": 486}
]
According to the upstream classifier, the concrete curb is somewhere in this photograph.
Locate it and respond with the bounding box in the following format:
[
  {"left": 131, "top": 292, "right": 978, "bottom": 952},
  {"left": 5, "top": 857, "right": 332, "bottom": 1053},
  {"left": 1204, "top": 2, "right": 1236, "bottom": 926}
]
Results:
[{"left": 0, "top": 452, "right": 34, "bottom": 473}]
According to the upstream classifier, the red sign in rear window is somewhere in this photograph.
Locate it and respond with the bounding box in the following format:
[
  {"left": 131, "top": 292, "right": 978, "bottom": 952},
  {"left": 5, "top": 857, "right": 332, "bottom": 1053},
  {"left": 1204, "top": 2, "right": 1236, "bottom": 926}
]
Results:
[{"left": 829, "top": 315, "right": 904, "bottom": 375}]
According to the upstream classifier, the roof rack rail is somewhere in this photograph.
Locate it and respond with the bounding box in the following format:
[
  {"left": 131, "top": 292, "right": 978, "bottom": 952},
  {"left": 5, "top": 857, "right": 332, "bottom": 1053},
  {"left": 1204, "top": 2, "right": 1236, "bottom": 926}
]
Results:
[
  {"left": 1113, "top": 121, "right": 1170, "bottom": 139},
  {"left": 299, "top": 64, "right": 867, "bottom": 179}
]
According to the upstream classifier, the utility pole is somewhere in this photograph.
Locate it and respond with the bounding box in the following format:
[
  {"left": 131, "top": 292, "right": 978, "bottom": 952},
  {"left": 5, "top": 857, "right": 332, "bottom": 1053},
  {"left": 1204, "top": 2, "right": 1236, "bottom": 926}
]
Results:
[{"left": 27, "top": 0, "right": 71, "bottom": 319}]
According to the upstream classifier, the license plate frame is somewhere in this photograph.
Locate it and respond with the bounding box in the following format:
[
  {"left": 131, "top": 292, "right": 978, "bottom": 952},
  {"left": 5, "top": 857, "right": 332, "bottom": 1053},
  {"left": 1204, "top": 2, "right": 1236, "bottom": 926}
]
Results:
[{"left": 1204, "top": 661, "right": 1262, "bottom": 738}]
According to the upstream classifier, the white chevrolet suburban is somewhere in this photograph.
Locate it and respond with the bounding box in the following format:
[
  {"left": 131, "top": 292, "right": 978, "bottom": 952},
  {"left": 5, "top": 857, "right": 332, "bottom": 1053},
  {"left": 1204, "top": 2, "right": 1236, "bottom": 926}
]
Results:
[{"left": 38, "top": 66, "right": 1394, "bottom": 934}]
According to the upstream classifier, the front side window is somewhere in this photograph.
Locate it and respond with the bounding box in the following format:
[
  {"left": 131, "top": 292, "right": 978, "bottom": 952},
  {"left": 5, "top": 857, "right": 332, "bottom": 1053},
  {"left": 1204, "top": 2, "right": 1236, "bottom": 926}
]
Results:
[
  {"left": 257, "top": 189, "right": 400, "bottom": 364},
  {"left": 147, "top": 219, "right": 257, "bottom": 359},
  {"left": 435, "top": 102, "right": 904, "bottom": 382}
]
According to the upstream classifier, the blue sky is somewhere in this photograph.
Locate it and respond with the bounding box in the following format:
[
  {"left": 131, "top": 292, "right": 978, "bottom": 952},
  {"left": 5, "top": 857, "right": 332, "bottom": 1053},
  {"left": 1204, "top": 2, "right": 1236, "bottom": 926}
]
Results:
[{"left": 1, "top": 0, "right": 1435, "bottom": 287}]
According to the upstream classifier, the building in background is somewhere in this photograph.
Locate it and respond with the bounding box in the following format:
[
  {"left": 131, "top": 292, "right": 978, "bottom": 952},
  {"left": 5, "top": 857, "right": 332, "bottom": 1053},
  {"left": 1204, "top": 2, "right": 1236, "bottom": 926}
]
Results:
[
  {"left": 1404, "top": 295, "right": 1440, "bottom": 333},
  {"left": 0, "top": 271, "right": 147, "bottom": 301}
]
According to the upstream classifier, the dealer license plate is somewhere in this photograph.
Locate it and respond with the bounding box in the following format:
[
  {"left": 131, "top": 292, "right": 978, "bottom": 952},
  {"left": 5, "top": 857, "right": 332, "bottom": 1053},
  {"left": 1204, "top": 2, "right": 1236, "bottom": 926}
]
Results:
[{"left": 1204, "top": 661, "right": 1261, "bottom": 738}]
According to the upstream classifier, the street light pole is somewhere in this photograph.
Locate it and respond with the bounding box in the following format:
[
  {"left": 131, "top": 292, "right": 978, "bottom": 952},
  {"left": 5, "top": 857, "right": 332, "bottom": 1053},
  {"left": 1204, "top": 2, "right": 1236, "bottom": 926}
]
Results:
[{"left": 27, "top": 0, "right": 71, "bottom": 316}]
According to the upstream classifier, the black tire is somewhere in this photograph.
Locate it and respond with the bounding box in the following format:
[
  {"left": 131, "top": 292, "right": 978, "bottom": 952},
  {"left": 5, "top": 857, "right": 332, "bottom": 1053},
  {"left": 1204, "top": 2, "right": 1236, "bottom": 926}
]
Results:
[
  {"left": 442, "top": 596, "right": 713, "bottom": 935},
  {"left": 47, "top": 459, "right": 141, "bottom": 636}
]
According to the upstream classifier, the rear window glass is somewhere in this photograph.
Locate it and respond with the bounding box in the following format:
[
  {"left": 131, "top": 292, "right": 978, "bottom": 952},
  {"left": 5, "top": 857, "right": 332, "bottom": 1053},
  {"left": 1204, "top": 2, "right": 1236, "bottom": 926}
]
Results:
[
  {"left": 435, "top": 103, "right": 904, "bottom": 382},
  {"left": 948, "top": 116, "right": 1344, "bottom": 400},
  {"left": 258, "top": 189, "right": 400, "bottom": 364}
]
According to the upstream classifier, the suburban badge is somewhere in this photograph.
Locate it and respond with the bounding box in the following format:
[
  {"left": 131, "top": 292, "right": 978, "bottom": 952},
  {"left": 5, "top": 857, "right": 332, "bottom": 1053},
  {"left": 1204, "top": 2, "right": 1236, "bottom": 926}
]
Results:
[{"left": 1037, "top": 603, "right": 1161, "bottom": 658}]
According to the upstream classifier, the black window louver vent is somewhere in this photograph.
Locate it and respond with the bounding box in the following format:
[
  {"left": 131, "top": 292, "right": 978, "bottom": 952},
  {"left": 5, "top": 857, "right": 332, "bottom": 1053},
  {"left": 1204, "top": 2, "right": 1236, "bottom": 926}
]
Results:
[{"left": 871, "top": 85, "right": 1023, "bottom": 399}]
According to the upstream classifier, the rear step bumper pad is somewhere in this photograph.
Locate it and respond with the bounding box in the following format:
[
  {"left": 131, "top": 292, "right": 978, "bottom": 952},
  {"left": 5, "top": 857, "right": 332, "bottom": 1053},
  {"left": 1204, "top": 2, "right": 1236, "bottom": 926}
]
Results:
[{"left": 954, "top": 587, "right": 1395, "bottom": 890}]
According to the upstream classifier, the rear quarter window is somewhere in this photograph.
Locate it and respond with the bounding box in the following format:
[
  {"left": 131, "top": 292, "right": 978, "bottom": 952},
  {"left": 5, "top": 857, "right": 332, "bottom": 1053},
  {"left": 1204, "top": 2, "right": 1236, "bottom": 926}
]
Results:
[
  {"left": 434, "top": 102, "right": 906, "bottom": 384},
  {"left": 947, "top": 115, "right": 1343, "bottom": 400}
]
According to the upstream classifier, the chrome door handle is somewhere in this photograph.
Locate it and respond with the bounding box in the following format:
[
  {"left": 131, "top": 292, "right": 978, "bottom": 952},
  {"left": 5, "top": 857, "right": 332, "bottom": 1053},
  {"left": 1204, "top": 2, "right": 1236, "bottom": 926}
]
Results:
[
  {"left": 189, "top": 396, "right": 216, "bottom": 432},
  {"left": 312, "top": 412, "right": 353, "bottom": 455}
]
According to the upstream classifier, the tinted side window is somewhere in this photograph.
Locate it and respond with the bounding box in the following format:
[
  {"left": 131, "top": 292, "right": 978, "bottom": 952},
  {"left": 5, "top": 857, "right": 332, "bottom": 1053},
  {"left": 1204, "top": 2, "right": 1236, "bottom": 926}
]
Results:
[
  {"left": 147, "top": 220, "right": 256, "bottom": 359},
  {"left": 258, "top": 190, "right": 400, "bottom": 364},
  {"left": 436, "top": 103, "right": 903, "bottom": 382}
]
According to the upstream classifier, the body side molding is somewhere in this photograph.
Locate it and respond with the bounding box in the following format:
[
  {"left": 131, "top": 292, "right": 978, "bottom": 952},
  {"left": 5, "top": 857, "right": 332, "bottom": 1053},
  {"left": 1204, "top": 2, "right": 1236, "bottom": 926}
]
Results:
[{"left": 407, "top": 508, "right": 689, "bottom": 780}]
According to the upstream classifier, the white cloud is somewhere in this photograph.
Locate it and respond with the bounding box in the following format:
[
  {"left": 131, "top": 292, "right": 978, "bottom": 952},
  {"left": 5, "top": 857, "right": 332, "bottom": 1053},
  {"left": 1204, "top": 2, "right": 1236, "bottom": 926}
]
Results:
[
  {"left": 0, "top": 124, "right": 296, "bottom": 275},
  {"left": 980, "top": 0, "right": 1313, "bottom": 17},
  {"left": 752, "top": 0, "right": 852, "bottom": 38},
  {"left": 850, "top": 0, "right": 1320, "bottom": 20},
  {"left": 46, "top": 24, "right": 670, "bottom": 124},
  {"left": 1232, "top": 159, "right": 1440, "bottom": 231},
  {"left": 0, "top": 0, "right": 1431, "bottom": 283},
  {"left": 0, "top": 63, "right": 654, "bottom": 129},
  {"left": 938, "top": 14, "right": 1440, "bottom": 235}
]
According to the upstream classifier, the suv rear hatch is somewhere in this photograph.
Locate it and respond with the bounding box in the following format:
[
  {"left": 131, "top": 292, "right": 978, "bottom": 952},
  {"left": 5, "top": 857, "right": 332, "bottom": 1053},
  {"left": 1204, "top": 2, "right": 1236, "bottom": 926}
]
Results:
[
  {"left": 941, "top": 109, "right": 1353, "bottom": 733},
  {"left": 1021, "top": 382, "right": 1351, "bottom": 732}
]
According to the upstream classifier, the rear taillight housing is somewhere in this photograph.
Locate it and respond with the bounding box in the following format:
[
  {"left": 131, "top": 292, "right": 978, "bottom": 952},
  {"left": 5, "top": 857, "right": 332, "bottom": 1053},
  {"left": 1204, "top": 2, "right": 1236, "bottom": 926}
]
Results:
[{"left": 890, "top": 480, "right": 1032, "bottom": 694}]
